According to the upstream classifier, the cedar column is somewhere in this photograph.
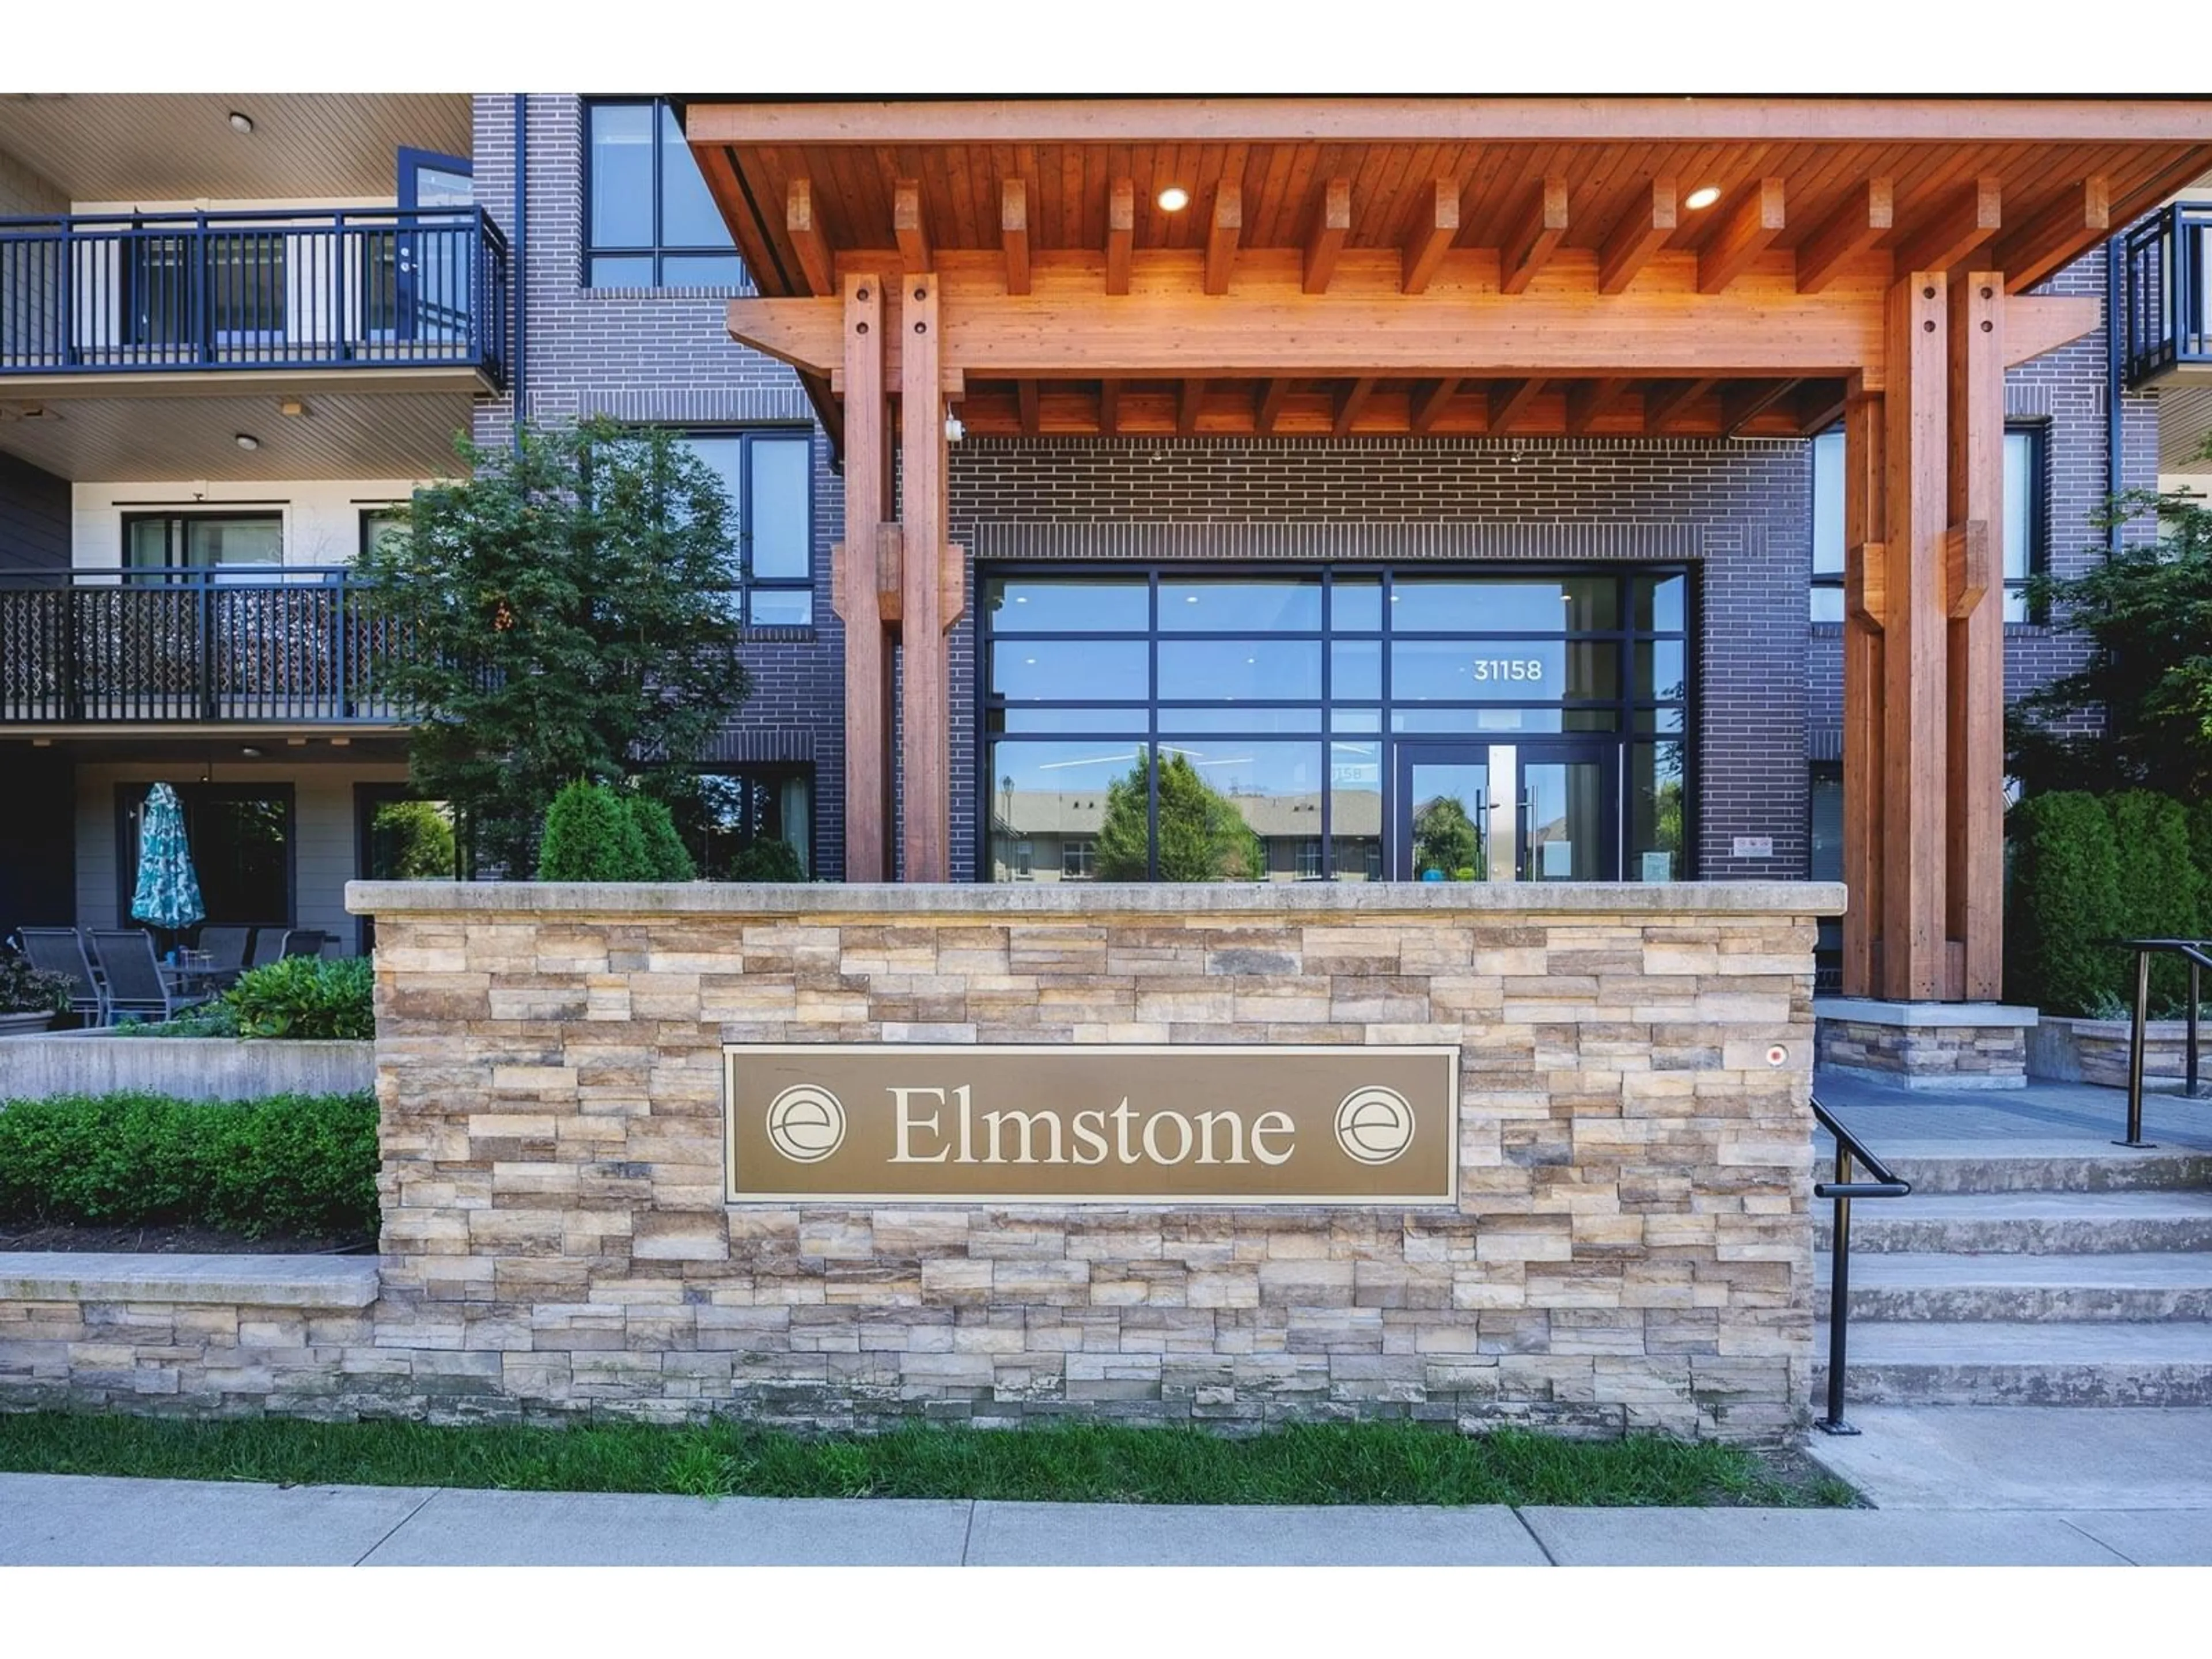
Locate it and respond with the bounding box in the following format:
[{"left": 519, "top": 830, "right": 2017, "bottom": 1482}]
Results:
[
  {"left": 899, "top": 274, "right": 952, "bottom": 881},
  {"left": 1840, "top": 373, "right": 1885, "bottom": 997},
  {"left": 1948, "top": 271, "right": 2006, "bottom": 999},
  {"left": 1878, "top": 272, "right": 1950, "bottom": 1000},
  {"left": 835, "top": 274, "right": 892, "bottom": 881}
]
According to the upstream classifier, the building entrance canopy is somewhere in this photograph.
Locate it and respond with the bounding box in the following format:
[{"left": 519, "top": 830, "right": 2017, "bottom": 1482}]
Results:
[{"left": 682, "top": 96, "right": 2212, "bottom": 1005}]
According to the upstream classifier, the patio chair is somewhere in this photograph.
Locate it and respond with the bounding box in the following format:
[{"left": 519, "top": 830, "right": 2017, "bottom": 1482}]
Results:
[
  {"left": 194, "top": 925, "right": 253, "bottom": 989},
  {"left": 15, "top": 927, "right": 107, "bottom": 1025},
  {"left": 85, "top": 928, "right": 210, "bottom": 1024},
  {"left": 245, "top": 925, "right": 291, "bottom": 968},
  {"left": 280, "top": 929, "right": 331, "bottom": 959}
]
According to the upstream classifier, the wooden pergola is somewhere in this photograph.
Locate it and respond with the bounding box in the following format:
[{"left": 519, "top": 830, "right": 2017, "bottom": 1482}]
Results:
[{"left": 686, "top": 96, "right": 2212, "bottom": 1002}]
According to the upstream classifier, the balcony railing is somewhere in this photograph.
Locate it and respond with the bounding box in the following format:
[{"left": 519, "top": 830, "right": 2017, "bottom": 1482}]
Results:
[
  {"left": 0, "top": 567, "right": 412, "bottom": 725},
  {"left": 0, "top": 207, "right": 507, "bottom": 384},
  {"left": 2120, "top": 201, "right": 2212, "bottom": 388}
]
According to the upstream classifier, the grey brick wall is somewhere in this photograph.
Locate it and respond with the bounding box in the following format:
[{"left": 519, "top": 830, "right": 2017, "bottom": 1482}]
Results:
[
  {"left": 469, "top": 94, "right": 848, "bottom": 878},
  {"left": 947, "top": 437, "right": 1813, "bottom": 882}
]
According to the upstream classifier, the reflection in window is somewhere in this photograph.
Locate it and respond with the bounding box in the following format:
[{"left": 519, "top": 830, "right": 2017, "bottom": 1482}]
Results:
[
  {"left": 676, "top": 430, "right": 813, "bottom": 626},
  {"left": 585, "top": 99, "right": 745, "bottom": 289},
  {"left": 671, "top": 766, "right": 811, "bottom": 877},
  {"left": 1629, "top": 740, "right": 1687, "bottom": 882}
]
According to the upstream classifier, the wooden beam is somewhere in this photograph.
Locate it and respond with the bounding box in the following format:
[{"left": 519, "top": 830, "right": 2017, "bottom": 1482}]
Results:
[
  {"left": 1796, "top": 177, "right": 1893, "bottom": 294},
  {"left": 1880, "top": 271, "right": 1951, "bottom": 999},
  {"left": 786, "top": 179, "right": 835, "bottom": 297},
  {"left": 873, "top": 522, "right": 903, "bottom": 625},
  {"left": 1401, "top": 179, "right": 1460, "bottom": 296},
  {"left": 1564, "top": 377, "right": 1629, "bottom": 435},
  {"left": 1642, "top": 377, "right": 1714, "bottom": 431},
  {"left": 1409, "top": 376, "right": 1461, "bottom": 435},
  {"left": 1890, "top": 176, "right": 2001, "bottom": 278},
  {"left": 1017, "top": 378, "right": 1040, "bottom": 436},
  {"left": 1205, "top": 182, "right": 1242, "bottom": 296},
  {"left": 2005, "top": 293, "right": 2099, "bottom": 363},
  {"left": 894, "top": 180, "right": 931, "bottom": 272},
  {"left": 1720, "top": 377, "right": 1800, "bottom": 434},
  {"left": 1098, "top": 378, "right": 1120, "bottom": 435},
  {"left": 1840, "top": 374, "right": 1885, "bottom": 995},
  {"left": 692, "top": 97, "right": 2212, "bottom": 148},
  {"left": 1490, "top": 377, "right": 1544, "bottom": 432},
  {"left": 1001, "top": 177, "right": 1031, "bottom": 295},
  {"left": 1993, "top": 176, "right": 2109, "bottom": 293},
  {"left": 1500, "top": 175, "right": 1570, "bottom": 296},
  {"left": 1795, "top": 378, "right": 1850, "bottom": 434},
  {"left": 900, "top": 271, "right": 950, "bottom": 882},
  {"left": 1106, "top": 178, "right": 1134, "bottom": 295},
  {"left": 1304, "top": 178, "right": 1351, "bottom": 295},
  {"left": 837, "top": 273, "right": 891, "bottom": 882},
  {"left": 1598, "top": 178, "right": 1677, "bottom": 294},
  {"left": 1332, "top": 376, "right": 1377, "bottom": 438},
  {"left": 1255, "top": 378, "right": 1290, "bottom": 434},
  {"left": 1178, "top": 377, "right": 1206, "bottom": 435},
  {"left": 1698, "top": 177, "right": 1786, "bottom": 294},
  {"left": 1948, "top": 269, "right": 2006, "bottom": 999}
]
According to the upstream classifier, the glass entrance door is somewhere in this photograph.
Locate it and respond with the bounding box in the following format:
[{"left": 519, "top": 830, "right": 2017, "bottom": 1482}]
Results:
[{"left": 1396, "top": 741, "right": 1618, "bottom": 881}]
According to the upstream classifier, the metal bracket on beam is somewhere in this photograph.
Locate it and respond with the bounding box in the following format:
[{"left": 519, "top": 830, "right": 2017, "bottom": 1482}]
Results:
[
  {"left": 1945, "top": 520, "right": 1990, "bottom": 618},
  {"left": 1847, "top": 541, "right": 1887, "bottom": 630}
]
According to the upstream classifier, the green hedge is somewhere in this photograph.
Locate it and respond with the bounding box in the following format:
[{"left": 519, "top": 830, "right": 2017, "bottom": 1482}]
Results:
[
  {"left": 0, "top": 1092, "right": 379, "bottom": 1238},
  {"left": 2007, "top": 787, "right": 2212, "bottom": 1016}
]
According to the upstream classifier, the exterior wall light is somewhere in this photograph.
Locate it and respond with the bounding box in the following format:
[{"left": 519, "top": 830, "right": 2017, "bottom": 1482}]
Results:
[{"left": 233, "top": 433, "right": 260, "bottom": 450}]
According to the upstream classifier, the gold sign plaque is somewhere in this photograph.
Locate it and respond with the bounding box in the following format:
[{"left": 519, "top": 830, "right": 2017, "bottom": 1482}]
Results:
[{"left": 725, "top": 1044, "right": 1459, "bottom": 1205}]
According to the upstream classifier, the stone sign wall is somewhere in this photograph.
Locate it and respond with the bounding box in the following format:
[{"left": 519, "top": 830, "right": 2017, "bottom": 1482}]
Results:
[{"left": 344, "top": 881, "right": 1836, "bottom": 1441}]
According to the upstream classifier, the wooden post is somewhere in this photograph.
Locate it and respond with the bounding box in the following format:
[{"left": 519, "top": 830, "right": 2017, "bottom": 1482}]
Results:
[
  {"left": 899, "top": 273, "right": 951, "bottom": 881},
  {"left": 1840, "top": 372, "right": 1884, "bottom": 998},
  {"left": 836, "top": 274, "right": 892, "bottom": 881},
  {"left": 1880, "top": 273, "right": 1950, "bottom": 999},
  {"left": 1949, "top": 271, "right": 2006, "bottom": 999}
]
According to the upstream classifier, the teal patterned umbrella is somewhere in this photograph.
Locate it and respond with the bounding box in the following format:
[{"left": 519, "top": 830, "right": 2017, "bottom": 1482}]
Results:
[{"left": 130, "top": 782, "right": 204, "bottom": 931}]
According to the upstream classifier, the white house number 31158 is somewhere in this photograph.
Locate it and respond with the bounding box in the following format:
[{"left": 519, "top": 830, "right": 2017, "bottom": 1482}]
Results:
[{"left": 1470, "top": 658, "right": 1545, "bottom": 682}]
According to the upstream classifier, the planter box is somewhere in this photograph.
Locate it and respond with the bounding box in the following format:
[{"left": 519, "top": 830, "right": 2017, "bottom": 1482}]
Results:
[
  {"left": 0, "top": 1033, "right": 373, "bottom": 1101},
  {"left": 0, "top": 1013, "right": 56, "bottom": 1037},
  {"left": 2028, "top": 1015, "right": 2210, "bottom": 1090}
]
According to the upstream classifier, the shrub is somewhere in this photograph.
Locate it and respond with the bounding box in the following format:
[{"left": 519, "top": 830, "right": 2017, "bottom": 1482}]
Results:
[
  {"left": 2006, "top": 790, "right": 2124, "bottom": 1016},
  {"left": 370, "top": 799, "right": 457, "bottom": 880},
  {"left": 629, "top": 794, "right": 698, "bottom": 882},
  {"left": 0, "top": 950, "right": 71, "bottom": 1016},
  {"left": 536, "top": 779, "right": 652, "bottom": 881},
  {"left": 225, "top": 956, "right": 376, "bottom": 1041},
  {"left": 0, "top": 1091, "right": 378, "bottom": 1238},
  {"left": 730, "top": 836, "right": 806, "bottom": 882},
  {"left": 2107, "top": 790, "right": 2203, "bottom": 1006}
]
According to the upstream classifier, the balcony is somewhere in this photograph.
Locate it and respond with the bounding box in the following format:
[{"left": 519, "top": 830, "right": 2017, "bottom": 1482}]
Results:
[
  {"left": 0, "top": 568, "right": 411, "bottom": 728},
  {"left": 2120, "top": 201, "right": 2212, "bottom": 389},
  {"left": 0, "top": 206, "right": 507, "bottom": 389}
]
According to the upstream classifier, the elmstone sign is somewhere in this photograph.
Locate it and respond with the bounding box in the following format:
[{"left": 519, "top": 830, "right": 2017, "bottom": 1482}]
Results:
[{"left": 724, "top": 1044, "right": 1459, "bottom": 1204}]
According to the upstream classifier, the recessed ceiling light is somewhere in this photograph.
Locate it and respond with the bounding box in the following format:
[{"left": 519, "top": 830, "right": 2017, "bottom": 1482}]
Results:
[
  {"left": 233, "top": 433, "right": 259, "bottom": 450},
  {"left": 278, "top": 399, "right": 306, "bottom": 418},
  {"left": 227, "top": 111, "right": 254, "bottom": 136},
  {"left": 1157, "top": 185, "right": 1191, "bottom": 213},
  {"left": 1684, "top": 185, "right": 1722, "bottom": 211},
  {"left": 240, "top": 746, "right": 263, "bottom": 758}
]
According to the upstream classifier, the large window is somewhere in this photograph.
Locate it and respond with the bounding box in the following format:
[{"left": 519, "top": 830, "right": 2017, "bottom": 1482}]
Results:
[
  {"left": 1808, "top": 762, "right": 1843, "bottom": 994},
  {"left": 672, "top": 766, "right": 813, "bottom": 878},
  {"left": 679, "top": 430, "right": 813, "bottom": 626},
  {"left": 117, "top": 783, "right": 293, "bottom": 928},
  {"left": 585, "top": 99, "right": 744, "bottom": 289},
  {"left": 981, "top": 567, "right": 1689, "bottom": 883},
  {"left": 1812, "top": 423, "right": 2048, "bottom": 622},
  {"left": 124, "top": 512, "right": 283, "bottom": 579}
]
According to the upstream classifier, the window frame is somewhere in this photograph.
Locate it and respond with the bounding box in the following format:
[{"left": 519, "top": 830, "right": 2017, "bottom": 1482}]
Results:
[
  {"left": 677, "top": 427, "right": 815, "bottom": 628},
  {"left": 121, "top": 509, "right": 285, "bottom": 581},
  {"left": 581, "top": 97, "right": 745, "bottom": 290},
  {"left": 675, "top": 763, "right": 815, "bottom": 878},
  {"left": 115, "top": 781, "right": 297, "bottom": 930}
]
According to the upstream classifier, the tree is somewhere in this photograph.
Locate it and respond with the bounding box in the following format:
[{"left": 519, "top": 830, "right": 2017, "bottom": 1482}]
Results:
[
  {"left": 357, "top": 418, "right": 749, "bottom": 875},
  {"left": 1412, "top": 796, "right": 1480, "bottom": 880},
  {"left": 2008, "top": 491, "right": 2212, "bottom": 799},
  {"left": 1094, "top": 750, "right": 1264, "bottom": 881}
]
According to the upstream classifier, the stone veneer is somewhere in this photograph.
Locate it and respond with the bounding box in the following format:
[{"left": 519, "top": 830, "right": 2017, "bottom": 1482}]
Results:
[
  {"left": 0, "top": 881, "right": 1843, "bottom": 1442},
  {"left": 1813, "top": 999, "right": 2038, "bottom": 1090}
]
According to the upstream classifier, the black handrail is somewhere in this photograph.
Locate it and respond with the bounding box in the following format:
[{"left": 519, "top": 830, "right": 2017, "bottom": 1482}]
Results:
[
  {"left": 2108, "top": 937, "right": 2212, "bottom": 1149},
  {"left": 1812, "top": 1095, "right": 1911, "bottom": 1436}
]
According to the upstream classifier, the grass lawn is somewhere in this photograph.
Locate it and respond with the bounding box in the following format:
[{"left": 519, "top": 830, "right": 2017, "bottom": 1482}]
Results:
[{"left": 0, "top": 1413, "right": 1856, "bottom": 1507}]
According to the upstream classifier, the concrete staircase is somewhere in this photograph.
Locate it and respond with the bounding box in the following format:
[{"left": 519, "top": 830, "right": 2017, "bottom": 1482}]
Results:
[{"left": 1813, "top": 1148, "right": 2212, "bottom": 1408}]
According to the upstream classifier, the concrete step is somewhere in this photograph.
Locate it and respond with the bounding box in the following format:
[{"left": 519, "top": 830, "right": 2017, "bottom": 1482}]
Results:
[
  {"left": 1814, "top": 1320, "right": 2212, "bottom": 1408},
  {"left": 1816, "top": 1190, "right": 2212, "bottom": 1255},
  {"left": 1842, "top": 1149, "right": 2212, "bottom": 1195},
  {"left": 1815, "top": 1252, "right": 2212, "bottom": 1323}
]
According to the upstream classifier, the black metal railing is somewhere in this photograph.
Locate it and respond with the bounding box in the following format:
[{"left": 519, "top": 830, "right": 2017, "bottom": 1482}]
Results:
[
  {"left": 2119, "top": 202, "right": 2212, "bottom": 389},
  {"left": 0, "top": 567, "right": 411, "bottom": 724},
  {"left": 0, "top": 207, "right": 507, "bottom": 384},
  {"left": 2111, "top": 937, "right": 2212, "bottom": 1149},
  {"left": 1812, "top": 1095, "right": 1911, "bottom": 1436}
]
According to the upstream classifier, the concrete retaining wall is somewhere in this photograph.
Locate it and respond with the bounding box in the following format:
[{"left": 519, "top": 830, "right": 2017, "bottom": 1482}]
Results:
[{"left": 0, "top": 1034, "right": 374, "bottom": 1101}]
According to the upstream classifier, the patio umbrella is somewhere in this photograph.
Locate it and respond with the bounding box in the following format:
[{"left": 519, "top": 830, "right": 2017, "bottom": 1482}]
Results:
[{"left": 129, "top": 782, "right": 204, "bottom": 935}]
